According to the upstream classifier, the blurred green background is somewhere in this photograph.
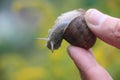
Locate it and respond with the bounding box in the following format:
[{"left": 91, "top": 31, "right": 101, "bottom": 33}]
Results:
[{"left": 0, "top": 0, "right": 120, "bottom": 80}]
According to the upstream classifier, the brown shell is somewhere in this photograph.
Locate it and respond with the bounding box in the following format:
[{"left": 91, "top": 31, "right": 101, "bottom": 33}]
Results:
[{"left": 63, "top": 16, "right": 96, "bottom": 49}]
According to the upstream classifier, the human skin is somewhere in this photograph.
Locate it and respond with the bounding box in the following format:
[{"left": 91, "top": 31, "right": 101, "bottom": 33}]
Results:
[{"left": 67, "top": 9, "right": 120, "bottom": 80}]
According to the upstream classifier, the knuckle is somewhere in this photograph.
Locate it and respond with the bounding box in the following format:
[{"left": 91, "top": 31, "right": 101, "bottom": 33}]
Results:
[{"left": 113, "top": 20, "right": 120, "bottom": 40}]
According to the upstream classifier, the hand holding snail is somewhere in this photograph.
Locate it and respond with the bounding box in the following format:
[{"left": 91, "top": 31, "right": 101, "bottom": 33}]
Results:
[{"left": 67, "top": 9, "right": 117, "bottom": 80}]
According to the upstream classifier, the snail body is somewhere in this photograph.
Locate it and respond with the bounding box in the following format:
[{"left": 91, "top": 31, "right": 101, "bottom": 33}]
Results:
[{"left": 40, "top": 9, "right": 96, "bottom": 52}]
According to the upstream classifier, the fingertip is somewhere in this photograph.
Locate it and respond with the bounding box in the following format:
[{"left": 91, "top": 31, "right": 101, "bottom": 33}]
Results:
[
  {"left": 67, "top": 46, "right": 84, "bottom": 59},
  {"left": 67, "top": 46, "right": 78, "bottom": 58},
  {"left": 67, "top": 45, "right": 73, "bottom": 53},
  {"left": 67, "top": 46, "right": 76, "bottom": 54},
  {"left": 67, "top": 46, "right": 93, "bottom": 59},
  {"left": 67, "top": 46, "right": 97, "bottom": 71},
  {"left": 67, "top": 46, "right": 86, "bottom": 57},
  {"left": 85, "top": 9, "right": 107, "bottom": 27}
]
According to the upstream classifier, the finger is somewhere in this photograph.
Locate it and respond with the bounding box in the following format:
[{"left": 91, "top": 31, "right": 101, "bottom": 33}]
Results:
[
  {"left": 67, "top": 46, "right": 113, "bottom": 80},
  {"left": 85, "top": 9, "right": 120, "bottom": 49},
  {"left": 67, "top": 46, "right": 97, "bottom": 72}
]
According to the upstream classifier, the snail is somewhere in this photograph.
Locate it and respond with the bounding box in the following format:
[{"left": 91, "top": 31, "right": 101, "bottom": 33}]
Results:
[{"left": 38, "top": 9, "right": 96, "bottom": 52}]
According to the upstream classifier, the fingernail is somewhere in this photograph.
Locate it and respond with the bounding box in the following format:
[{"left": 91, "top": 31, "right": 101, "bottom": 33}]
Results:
[{"left": 85, "top": 9, "right": 107, "bottom": 26}]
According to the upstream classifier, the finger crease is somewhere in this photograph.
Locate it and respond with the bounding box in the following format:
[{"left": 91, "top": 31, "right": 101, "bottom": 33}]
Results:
[{"left": 113, "top": 20, "right": 120, "bottom": 40}]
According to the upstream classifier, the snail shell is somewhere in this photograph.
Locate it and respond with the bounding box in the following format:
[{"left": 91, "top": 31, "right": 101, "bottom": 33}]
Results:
[{"left": 46, "top": 9, "right": 96, "bottom": 52}]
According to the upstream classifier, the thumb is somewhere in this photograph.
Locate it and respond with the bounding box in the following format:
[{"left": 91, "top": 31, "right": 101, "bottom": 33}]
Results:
[{"left": 85, "top": 9, "right": 120, "bottom": 48}]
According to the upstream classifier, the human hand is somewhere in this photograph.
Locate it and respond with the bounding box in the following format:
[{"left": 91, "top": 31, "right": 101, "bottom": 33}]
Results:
[{"left": 67, "top": 9, "right": 120, "bottom": 80}]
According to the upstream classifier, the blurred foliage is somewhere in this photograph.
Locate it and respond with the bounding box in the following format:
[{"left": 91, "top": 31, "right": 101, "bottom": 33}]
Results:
[{"left": 0, "top": 0, "right": 120, "bottom": 80}]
